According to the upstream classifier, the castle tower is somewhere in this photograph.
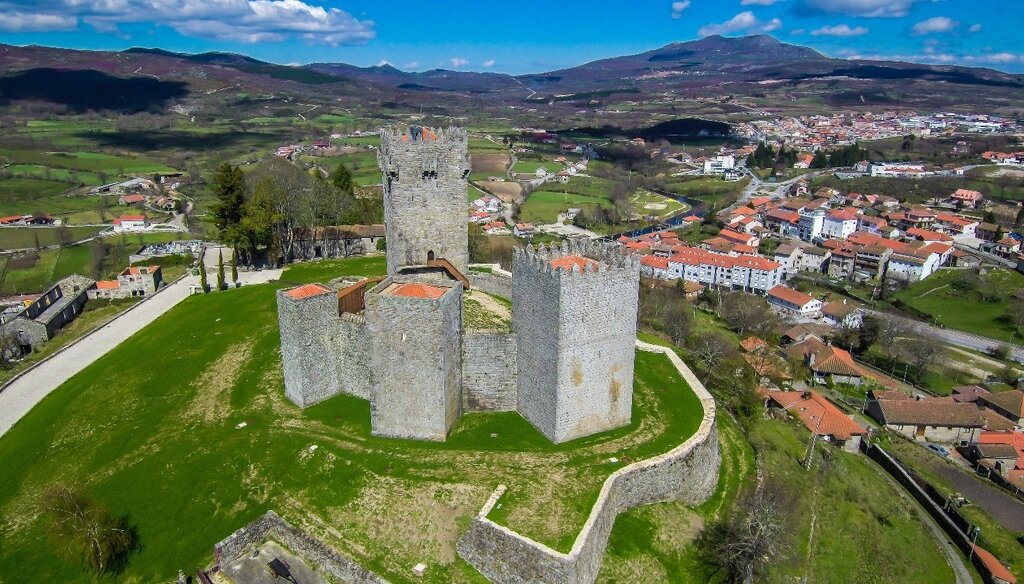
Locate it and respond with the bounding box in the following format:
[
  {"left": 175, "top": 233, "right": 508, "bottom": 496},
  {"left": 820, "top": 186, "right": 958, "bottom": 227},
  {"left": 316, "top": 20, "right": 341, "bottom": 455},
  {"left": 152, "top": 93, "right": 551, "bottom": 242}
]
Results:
[
  {"left": 365, "top": 277, "right": 464, "bottom": 441},
  {"left": 512, "top": 241, "right": 641, "bottom": 443},
  {"left": 378, "top": 126, "right": 471, "bottom": 276},
  {"left": 276, "top": 284, "right": 340, "bottom": 408}
]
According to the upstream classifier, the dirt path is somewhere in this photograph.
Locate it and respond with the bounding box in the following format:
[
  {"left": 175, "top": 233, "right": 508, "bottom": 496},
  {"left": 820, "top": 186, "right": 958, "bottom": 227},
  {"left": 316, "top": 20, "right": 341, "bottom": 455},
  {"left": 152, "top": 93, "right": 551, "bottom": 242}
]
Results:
[{"left": 467, "top": 289, "right": 511, "bottom": 320}]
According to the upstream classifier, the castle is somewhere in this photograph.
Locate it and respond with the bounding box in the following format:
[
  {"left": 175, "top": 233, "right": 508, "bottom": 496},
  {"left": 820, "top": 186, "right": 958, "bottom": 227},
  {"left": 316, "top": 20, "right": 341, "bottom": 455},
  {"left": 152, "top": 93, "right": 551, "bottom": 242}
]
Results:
[{"left": 277, "top": 126, "right": 640, "bottom": 444}]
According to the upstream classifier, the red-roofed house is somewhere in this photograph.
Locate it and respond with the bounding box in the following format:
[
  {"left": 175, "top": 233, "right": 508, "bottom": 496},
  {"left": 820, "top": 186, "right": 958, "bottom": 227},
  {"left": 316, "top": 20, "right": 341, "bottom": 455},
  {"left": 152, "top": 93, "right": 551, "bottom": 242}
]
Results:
[
  {"left": 767, "top": 390, "right": 866, "bottom": 452},
  {"left": 718, "top": 228, "right": 759, "bottom": 248},
  {"left": 665, "top": 245, "right": 782, "bottom": 294},
  {"left": 767, "top": 285, "right": 822, "bottom": 316},
  {"left": 934, "top": 212, "right": 979, "bottom": 236},
  {"left": 906, "top": 227, "right": 953, "bottom": 243},
  {"left": 113, "top": 214, "right": 148, "bottom": 232},
  {"left": 639, "top": 255, "right": 670, "bottom": 279},
  {"left": 822, "top": 207, "right": 860, "bottom": 239},
  {"left": 118, "top": 193, "right": 145, "bottom": 206},
  {"left": 949, "top": 188, "right": 984, "bottom": 208}
]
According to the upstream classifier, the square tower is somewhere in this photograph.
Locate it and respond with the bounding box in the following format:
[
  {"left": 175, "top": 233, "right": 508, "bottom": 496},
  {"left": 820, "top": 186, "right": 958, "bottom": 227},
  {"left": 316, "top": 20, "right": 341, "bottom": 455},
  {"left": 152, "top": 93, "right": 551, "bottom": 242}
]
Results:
[
  {"left": 513, "top": 241, "right": 641, "bottom": 443},
  {"left": 276, "top": 284, "right": 341, "bottom": 408},
  {"left": 365, "top": 278, "right": 464, "bottom": 441},
  {"left": 378, "top": 126, "right": 471, "bottom": 276}
]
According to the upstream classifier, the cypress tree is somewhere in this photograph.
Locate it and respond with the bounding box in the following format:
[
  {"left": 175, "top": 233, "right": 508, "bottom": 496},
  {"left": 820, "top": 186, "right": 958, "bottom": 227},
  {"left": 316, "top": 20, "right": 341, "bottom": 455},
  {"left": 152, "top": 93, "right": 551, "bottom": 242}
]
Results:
[{"left": 216, "top": 250, "right": 225, "bottom": 291}]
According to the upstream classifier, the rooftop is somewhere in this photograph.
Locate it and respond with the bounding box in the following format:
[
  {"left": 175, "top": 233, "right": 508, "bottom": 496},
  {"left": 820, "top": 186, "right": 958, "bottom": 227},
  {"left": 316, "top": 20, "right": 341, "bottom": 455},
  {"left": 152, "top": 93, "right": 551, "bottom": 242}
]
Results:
[
  {"left": 286, "top": 284, "right": 332, "bottom": 300},
  {"left": 549, "top": 254, "right": 598, "bottom": 272},
  {"left": 769, "top": 391, "right": 866, "bottom": 440},
  {"left": 384, "top": 282, "right": 448, "bottom": 299}
]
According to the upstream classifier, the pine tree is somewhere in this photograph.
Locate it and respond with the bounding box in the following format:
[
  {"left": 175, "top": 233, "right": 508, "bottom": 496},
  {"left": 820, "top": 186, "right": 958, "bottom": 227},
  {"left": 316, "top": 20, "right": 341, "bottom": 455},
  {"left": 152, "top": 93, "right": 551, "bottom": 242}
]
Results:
[
  {"left": 199, "top": 261, "right": 208, "bottom": 293},
  {"left": 216, "top": 250, "right": 225, "bottom": 291},
  {"left": 330, "top": 162, "right": 353, "bottom": 194},
  {"left": 230, "top": 250, "right": 238, "bottom": 283},
  {"left": 810, "top": 151, "right": 829, "bottom": 169}
]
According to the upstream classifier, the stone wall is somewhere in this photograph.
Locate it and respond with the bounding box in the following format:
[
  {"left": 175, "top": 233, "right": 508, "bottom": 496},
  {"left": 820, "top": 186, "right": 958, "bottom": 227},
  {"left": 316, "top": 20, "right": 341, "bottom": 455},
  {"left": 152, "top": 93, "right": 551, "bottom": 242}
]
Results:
[
  {"left": 512, "top": 241, "right": 641, "bottom": 443},
  {"left": 277, "top": 288, "right": 342, "bottom": 408},
  {"left": 379, "top": 127, "right": 470, "bottom": 275},
  {"left": 334, "top": 313, "right": 372, "bottom": 400},
  {"left": 462, "top": 331, "right": 517, "bottom": 411},
  {"left": 366, "top": 277, "right": 464, "bottom": 440},
  {"left": 457, "top": 341, "right": 720, "bottom": 583},
  {"left": 468, "top": 270, "right": 512, "bottom": 300},
  {"left": 214, "top": 510, "right": 389, "bottom": 584}
]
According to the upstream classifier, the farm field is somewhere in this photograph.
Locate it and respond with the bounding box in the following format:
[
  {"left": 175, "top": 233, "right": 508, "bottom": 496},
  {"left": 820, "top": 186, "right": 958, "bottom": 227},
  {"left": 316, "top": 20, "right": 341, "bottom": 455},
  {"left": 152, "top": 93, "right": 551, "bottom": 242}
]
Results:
[
  {"left": 0, "top": 255, "right": 706, "bottom": 583},
  {"left": 662, "top": 176, "right": 750, "bottom": 207},
  {"left": 0, "top": 226, "right": 106, "bottom": 251},
  {"left": 2, "top": 150, "right": 178, "bottom": 175},
  {"left": 518, "top": 190, "right": 611, "bottom": 224},
  {"left": 512, "top": 160, "right": 564, "bottom": 175},
  {"left": 891, "top": 267, "right": 1024, "bottom": 342}
]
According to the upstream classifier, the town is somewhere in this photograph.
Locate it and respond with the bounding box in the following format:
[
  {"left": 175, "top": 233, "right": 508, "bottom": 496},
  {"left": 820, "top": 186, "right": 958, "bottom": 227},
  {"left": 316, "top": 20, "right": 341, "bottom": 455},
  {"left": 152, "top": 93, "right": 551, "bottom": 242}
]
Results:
[{"left": 2, "top": 7, "right": 1024, "bottom": 584}]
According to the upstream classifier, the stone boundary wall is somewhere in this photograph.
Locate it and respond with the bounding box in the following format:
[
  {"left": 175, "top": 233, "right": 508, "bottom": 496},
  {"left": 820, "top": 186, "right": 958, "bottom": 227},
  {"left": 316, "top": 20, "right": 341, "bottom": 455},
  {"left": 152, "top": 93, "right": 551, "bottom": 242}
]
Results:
[
  {"left": 462, "top": 330, "right": 517, "bottom": 412},
  {"left": 336, "top": 312, "right": 372, "bottom": 400},
  {"left": 467, "top": 269, "right": 512, "bottom": 300},
  {"left": 457, "top": 340, "right": 720, "bottom": 583},
  {"left": 214, "top": 510, "right": 390, "bottom": 584}
]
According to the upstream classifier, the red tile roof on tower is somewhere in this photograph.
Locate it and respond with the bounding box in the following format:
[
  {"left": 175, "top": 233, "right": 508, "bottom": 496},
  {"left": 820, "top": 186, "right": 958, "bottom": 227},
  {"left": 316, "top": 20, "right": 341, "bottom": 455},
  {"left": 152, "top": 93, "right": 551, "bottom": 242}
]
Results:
[
  {"left": 124, "top": 265, "right": 160, "bottom": 275},
  {"left": 287, "top": 283, "right": 331, "bottom": 300},
  {"left": 549, "top": 254, "right": 598, "bottom": 272},
  {"left": 385, "top": 282, "right": 448, "bottom": 299},
  {"left": 768, "top": 390, "right": 866, "bottom": 440},
  {"left": 96, "top": 280, "right": 119, "bottom": 290}
]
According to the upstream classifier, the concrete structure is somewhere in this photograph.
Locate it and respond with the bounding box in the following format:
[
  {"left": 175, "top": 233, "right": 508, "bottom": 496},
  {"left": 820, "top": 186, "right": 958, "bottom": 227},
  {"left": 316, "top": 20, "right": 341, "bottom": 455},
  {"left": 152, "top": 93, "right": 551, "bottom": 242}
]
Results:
[
  {"left": 379, "top": 126, "right": 470, "bottom": 275},
  {"left": 276, "top": 127, "right": 643, "bottom": 444}
]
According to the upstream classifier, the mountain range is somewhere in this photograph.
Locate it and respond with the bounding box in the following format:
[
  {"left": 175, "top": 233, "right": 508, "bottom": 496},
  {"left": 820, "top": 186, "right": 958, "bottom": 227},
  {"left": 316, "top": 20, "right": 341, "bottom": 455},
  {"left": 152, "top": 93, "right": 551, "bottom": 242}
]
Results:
[{"left": 1, "top": 35, "right": 1021, "bottom": 115}]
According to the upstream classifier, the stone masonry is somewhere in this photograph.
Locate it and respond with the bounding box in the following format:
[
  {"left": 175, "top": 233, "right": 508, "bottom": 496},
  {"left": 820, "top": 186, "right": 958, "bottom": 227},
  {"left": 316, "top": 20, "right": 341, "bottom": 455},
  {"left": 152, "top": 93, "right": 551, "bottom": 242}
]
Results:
[
  {"left": 365, "top": 277, "right": 463, "bottom": 441},
  {"left": 379, "top": 126, "right": 470, "bottom": 275},
  {"left": 513, "top": 240, "right": 641, "bottom": 443},
  {"left": 276, "top": 126, "right": 643, "bottom": 445}
]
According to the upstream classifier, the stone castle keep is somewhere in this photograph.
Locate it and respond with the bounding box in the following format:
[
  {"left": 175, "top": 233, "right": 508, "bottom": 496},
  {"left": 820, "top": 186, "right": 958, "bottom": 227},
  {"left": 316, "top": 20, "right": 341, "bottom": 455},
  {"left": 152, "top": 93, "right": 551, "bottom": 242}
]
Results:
[{"left": 277, "top": 126, "right": 641, "bottom": 443}]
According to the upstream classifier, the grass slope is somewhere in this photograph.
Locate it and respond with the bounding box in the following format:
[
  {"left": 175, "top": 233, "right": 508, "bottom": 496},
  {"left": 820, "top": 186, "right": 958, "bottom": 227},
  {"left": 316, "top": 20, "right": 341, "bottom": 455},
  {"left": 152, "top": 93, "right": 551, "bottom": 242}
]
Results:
[{"left": 0, "top": 255, "right": 705, "bottom": 583}]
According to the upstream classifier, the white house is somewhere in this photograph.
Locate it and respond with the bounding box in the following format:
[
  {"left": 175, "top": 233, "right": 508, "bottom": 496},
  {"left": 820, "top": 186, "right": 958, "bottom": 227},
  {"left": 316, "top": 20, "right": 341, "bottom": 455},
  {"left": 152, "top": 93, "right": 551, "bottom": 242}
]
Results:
[
  {"left": 702, "top": 155, "right": 735, "bottom": 175},
  {"left": 113, "top": 214, "right": 148, "bottom": 232},
  {"left": 886, "top": 251, "right": 940, "bottom": 282},
  {"left": 798, "top": 209, "right": 825, "bottom": 242},
  {"left": 822, "top": 208, "right": 860, "bottom": 240},
  {"left": 665, "top": 246, "right": 782, "bottom": 295},
  {"left": 767, "top": 285, "right": 823, "bottom": 317}
]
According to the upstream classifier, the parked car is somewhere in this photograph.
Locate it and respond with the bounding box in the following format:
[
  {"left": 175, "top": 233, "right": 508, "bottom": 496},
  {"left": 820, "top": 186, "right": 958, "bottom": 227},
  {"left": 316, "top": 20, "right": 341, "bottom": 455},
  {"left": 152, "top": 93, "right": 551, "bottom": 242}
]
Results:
[{"left": 927, "top": 444, "right": 950, "bottom": 457}]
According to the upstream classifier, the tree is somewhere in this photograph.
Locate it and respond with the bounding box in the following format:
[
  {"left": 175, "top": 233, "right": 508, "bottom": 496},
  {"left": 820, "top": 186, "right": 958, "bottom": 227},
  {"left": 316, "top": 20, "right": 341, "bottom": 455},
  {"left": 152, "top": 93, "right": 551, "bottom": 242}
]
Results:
[
  {"left": 0, "top": 330, "right": 24, "bottom": 369},
  {"left": 211, "top": 163, "right": 246, "bottom": 241},
  {"left": 875, "top": 317, "right": 913, "bottom": 371},
  {"left": 721, "top": 293, "right": 779, "bottom": 340},
  {"left": 693, "top": 332, "right": 735, "bottom": 384},
  {"left": 330, "top": 162, "right": 354, "bottom": 194},
  {"left": 902, "top": 331, "right": 945, "bottom": 378},
  {"left": 810, "top": 150, "right": 829, "bottom": 169},
  {"left": 663, "top": 301, "right": 694, "bottom": 346},
  {"left": 56, "top": 225, "right": 73, "bottom": 247},
  {"left": 216, "top": 250, "right": 225, "bottom": 291},
  {"left": 33, "top": 232, "right": 41, "bottom": 251},
  {"left": 230, "top": 250, "right": 238, "bottom": 284},
  {"left": 694, "top": 481, "right": 791, "bottom": 584},
  {"left": 199, "top": 261, "right": 209, "bottom": 293},
  {"left": 40, "top": 485, "right": 136, "bottom": 575},
  {"left": 468, "top": 222, "right": 487, "bottom": 263}
]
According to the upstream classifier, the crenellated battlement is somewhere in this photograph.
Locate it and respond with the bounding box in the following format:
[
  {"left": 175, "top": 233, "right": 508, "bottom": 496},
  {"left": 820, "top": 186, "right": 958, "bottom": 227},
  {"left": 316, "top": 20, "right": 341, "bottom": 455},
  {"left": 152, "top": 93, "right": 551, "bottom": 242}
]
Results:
[
  {"left": 514, "top": 239, "right": 640, "bottom": 280},
  {"left": 379, "top": 125, "right": 468, "bottom": 148}
]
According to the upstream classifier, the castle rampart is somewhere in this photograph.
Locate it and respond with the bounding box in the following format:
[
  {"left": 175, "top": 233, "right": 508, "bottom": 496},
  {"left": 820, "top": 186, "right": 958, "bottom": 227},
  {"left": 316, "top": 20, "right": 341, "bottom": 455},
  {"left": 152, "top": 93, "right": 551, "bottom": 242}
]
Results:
[
  {"left": 277, "top": 285, "right": 342, "bottom": 408},
  {"left": 462, "top": 330, "right": 517, "bottom": 412}
]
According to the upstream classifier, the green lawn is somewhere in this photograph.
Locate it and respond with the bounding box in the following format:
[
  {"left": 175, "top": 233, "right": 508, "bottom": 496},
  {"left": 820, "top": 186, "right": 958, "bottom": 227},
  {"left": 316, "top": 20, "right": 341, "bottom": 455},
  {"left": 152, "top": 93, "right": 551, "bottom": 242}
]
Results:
[
  {"left": 891, "top": 268, "right": 1024, "bottom": 342},
  {"left": 512, "top": 160, "right": 563, "bottom": 175},
  {"left": 0, "top": 255, "right": 707, "bottom": 583},
  {"left": 2, "top": 150, "right": 177, "bottom": 174},
  {"left": 0, "top": 226, "right": 106, "bottom": 251}
]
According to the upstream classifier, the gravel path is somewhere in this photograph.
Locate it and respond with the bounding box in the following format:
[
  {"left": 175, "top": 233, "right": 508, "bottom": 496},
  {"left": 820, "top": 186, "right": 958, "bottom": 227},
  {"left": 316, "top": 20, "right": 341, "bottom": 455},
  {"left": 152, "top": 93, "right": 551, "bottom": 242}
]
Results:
[{"left": 0, "top": 268, "right": 282, "bottom": 438}]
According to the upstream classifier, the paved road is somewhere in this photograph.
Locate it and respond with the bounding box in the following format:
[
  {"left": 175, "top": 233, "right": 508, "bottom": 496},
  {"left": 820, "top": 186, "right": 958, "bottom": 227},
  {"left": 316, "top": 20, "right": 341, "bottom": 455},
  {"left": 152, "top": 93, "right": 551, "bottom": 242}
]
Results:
[
  {"left": 863, "top": 308, "right": 1024, "bottom": 363},
  {"left": 935, "top": 465, "right": 1024, "bottom": 532},
  {"left": 0, "top": 267, "right": 282, "bottom": 438}
]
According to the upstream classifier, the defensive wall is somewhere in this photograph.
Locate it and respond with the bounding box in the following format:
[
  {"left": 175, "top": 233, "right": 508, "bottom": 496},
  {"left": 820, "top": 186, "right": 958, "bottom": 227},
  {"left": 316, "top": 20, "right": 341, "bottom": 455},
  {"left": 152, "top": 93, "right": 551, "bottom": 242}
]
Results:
[
  {"left": 457, "top": 340, "right": 720, "bottom": 583},
  {"left": 462, "top": 330, "right": 517, "bottom": 411}
]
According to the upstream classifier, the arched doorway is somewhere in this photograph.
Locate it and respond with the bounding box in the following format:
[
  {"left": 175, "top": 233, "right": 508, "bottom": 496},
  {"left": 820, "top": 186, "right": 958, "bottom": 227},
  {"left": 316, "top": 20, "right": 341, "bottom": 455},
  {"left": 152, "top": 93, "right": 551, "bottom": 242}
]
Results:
[{"left": 427, "top": 250, "right": 435, "bottom": 261}]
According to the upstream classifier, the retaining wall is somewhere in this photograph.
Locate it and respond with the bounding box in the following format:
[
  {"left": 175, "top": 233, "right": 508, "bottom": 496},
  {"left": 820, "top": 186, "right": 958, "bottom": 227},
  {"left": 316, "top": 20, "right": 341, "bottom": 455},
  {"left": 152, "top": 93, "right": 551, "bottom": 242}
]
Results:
[
  {"left": 468, "top": 270, "right": 512, "bottom": 300},
  {"left": 457, "top": 340, "right": 719, "bottom": 583},
  {"left": 214, "top": 510, "right": 389, "bottom": 584}
]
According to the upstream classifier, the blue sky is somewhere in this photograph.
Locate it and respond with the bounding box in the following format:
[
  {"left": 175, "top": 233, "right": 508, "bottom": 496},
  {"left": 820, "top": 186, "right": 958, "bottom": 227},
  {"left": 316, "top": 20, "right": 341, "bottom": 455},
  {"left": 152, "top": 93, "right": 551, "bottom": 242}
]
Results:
[{"left": 0, "top": 1, "right": 1021, "bottom": 73}]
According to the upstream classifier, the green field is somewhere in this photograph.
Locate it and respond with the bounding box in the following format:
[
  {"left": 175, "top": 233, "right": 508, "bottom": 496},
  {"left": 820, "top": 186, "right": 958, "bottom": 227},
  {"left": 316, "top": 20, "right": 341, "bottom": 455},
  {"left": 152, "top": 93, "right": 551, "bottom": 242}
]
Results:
[
  {"left": 662, "top": 176, "right": 750, "bottom": 207},
  {"left": 0, "top": 226, "right": 106, "bottom": 251},
  {"left": 891, "top": 267, "right": 1024, "bottom": 342},
  {"left": 513, "top": 160, "right": 564, "bottom": 175},
  {"left": 0, "top": 255, "right": 706, "bottom": 582},
  {"left": 518, "top": 190, "right": 612, "bottom": 224},
  {"left": 2, "top": 150, "right": 177, "bottom": 175}
]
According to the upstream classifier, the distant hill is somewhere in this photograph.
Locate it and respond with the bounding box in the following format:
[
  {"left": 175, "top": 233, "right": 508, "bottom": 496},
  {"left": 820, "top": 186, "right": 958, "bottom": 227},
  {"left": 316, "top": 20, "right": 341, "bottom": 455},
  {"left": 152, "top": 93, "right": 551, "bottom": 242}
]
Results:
[{"left": 0, "top": 35, "right": 1021, "bottom": 114}]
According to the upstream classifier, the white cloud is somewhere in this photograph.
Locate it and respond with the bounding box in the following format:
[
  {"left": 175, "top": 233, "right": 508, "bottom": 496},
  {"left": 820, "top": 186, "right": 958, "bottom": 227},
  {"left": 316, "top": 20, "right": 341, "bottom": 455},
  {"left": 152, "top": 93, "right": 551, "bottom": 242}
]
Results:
[
  {"left": 811, "top": 23, "right": 869, "bottom": 37},
  {"left": 698, "top": 11, "right": 782, "bottom": 36},
  {"left": 911, "top": 16, "right": 958, "bottom": 36},
  {"left": 404, "top": 61, "right": 419, "bottom": 69},
  {"left": 449, "top": 57, "right": 469, "bottom": 68},
  {"left": 483, "top": 59, "right": 496, "bottom": 67},
  {"left": 789, "top": 28, "right": 805, "bottom": 35},
  {"left": 968, "top": 23, "right": 982, "bottom": 34},
  {"left": 800, "top": 0, "right": 925, "bottom": 18},
  {"left": 0, "top": 11, "right": 76, "bottom": 32},
  {"left": 670, "top": 1, "right": 690, "bottom": 19},
  {"left": 741, "top": 0, "right": 782, "bottom": 4},
  {"left": 0, "top": 0, "right": 375, "bottom": 45},
  {"left": 979, "top": 52, "right": 1022, "bottom": 64}
]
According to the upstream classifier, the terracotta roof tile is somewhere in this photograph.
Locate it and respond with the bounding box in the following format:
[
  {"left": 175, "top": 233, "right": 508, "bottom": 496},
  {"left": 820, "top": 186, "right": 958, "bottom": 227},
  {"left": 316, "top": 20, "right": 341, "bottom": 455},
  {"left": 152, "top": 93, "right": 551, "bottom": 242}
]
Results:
[
  {"left": 286, "top": 283, "right": 332, "bottom": 300},
  {"left": 385, "top": 282, "right": 448, "bottom": 299},
  {"left": 549, "top": 254, "right": 598, "bottom": 272},
  {"left": 769, "top": 391, "right": 866, "bottom": 440}
]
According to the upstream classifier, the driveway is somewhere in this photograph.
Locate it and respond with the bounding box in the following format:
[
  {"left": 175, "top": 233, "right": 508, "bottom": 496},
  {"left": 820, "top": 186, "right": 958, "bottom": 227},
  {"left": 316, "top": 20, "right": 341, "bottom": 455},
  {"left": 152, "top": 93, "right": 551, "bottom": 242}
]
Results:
[
  {"left": 0, "top": 267, "right": 282, "bottom": 437},
  {"left": 934, "top": 465, "right": 1024, "bottom": 532}
]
